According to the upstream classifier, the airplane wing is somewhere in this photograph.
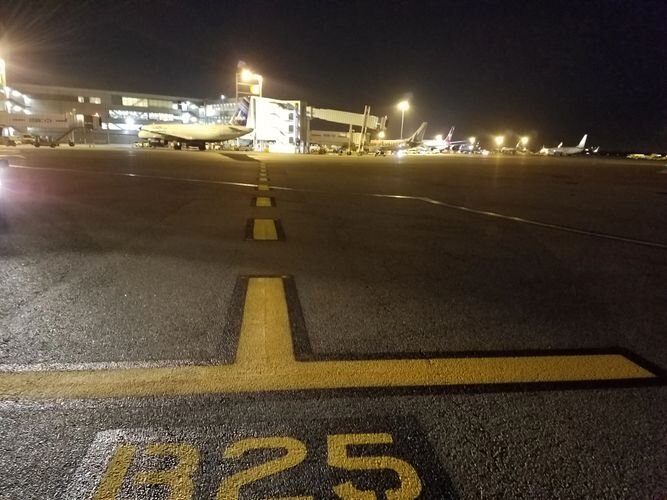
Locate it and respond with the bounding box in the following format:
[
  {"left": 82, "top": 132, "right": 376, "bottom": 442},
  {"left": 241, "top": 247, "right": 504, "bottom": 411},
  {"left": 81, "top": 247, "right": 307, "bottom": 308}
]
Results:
[{"left": 139, "top": 128, "right": 194, "bottom": 142}]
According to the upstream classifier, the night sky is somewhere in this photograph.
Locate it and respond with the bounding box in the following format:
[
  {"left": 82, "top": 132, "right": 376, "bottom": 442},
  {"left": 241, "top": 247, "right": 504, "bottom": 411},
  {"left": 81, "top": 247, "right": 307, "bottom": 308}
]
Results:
[{"left": 1, "top": 0, "right": 665, "bottom": 151}]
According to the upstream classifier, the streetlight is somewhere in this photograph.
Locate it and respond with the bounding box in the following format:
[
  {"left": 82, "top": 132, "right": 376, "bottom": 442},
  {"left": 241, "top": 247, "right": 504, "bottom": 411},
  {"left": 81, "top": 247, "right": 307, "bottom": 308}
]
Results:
[
  {"left": 397, "top": 100, "right": 409, "bottom": 139},
  {"left": 494, "top": 135, "right": 505, "bottom": 148},
  {"left": 469, "top": 136, "right": 476, "bottom": 145},
  {"left": 241, "top": 68, "right": 253, "bottom": 82},
  {"left": 520, "top": 136, "right": 529, "bottom": 149},
  {"left": 0, "top": 56, "right": 6, "bottom": 89},
  {"left": 378, "top": 131, "right": 385, "bottom": 139},
  {"left": 236, "top": 68, "right": 263, "bottom": 98}
]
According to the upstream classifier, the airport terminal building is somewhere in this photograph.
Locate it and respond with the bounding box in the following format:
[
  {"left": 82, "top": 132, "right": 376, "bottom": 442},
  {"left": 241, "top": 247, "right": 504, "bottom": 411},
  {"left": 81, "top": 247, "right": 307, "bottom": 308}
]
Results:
[
  {"left": 2, "top": 76, "right": 385, "bottom": 152},
  {"left": 5, "top": 83, "right": 239, "bottom": 145}
]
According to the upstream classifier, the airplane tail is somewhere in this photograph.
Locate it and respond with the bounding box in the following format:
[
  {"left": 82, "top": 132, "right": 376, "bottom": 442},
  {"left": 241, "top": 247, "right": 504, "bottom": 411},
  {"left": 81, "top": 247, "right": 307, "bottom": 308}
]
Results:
[
  {"left": 577, "top": 134, "right": 588, "bottom": 148},
  {"left": 230, "top": 97, "right": 250, "bottom": 125},
  {"left": 445, "top": 126, "right": 455, "bottom": 142},
  {"left": 408, "top": 122, "right": 428, "bottom": 144}
]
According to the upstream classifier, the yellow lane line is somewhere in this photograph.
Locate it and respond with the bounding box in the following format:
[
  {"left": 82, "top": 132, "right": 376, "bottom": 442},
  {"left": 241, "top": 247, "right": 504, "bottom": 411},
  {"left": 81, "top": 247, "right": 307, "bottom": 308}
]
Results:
[
  {"left": 235, "top": 278, "right": 294, "bottom": 366},
  {"left": 251, "top": 219, "right": 278, "bottom": 240},
  {"left": 0, "top": 277, "right": 657, "bottom": 399},
  {"left": 0, "top": 352, "right": 654, "bottom": 399},
  {"left": 255, "top": 196, "right": 273, "bottom": 207},
  {"left": 257, "top": 184, "right": 269, "bottom": 191}
]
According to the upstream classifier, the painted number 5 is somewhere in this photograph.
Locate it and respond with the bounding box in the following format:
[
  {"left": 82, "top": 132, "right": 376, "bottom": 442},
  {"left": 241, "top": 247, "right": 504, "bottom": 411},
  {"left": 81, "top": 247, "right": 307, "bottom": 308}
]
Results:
[{"left": 327, "top": 433, "right": 422, "bottom": 499}]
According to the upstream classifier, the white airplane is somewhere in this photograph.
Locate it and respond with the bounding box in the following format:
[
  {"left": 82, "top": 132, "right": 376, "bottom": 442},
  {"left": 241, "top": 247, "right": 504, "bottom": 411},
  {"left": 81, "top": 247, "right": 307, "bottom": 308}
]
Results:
[
  {"left": 540, "top": 135, "right": 587, "bottom": 156},
  {"left": 138, "top": 123, "right": 253, "bottom": 150},
  {"left": 421, "top": 126, "right": 467, "bottom": 152},
  {"left": 369, "top": 122, "right": 428, "bottom": 154}
]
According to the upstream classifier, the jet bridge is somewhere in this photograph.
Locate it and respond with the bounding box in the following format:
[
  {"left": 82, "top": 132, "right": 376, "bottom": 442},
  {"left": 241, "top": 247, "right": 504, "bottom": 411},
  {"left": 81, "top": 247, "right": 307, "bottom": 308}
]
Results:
[
  {"left": 245, "top": 96, "right": 386, "bottom": 153},
  {"left": 0, "top": 111, "right": 102, "bottom": 145},
  {"left": 306, "top": 107, "right": 385, "bottom": 130},
  {"left": 305, "top": 106, "right": 387, "bottom": 152}
]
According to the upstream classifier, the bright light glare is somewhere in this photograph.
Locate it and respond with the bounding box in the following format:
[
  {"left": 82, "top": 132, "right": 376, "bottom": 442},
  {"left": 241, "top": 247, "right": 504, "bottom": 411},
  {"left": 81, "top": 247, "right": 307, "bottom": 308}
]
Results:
[
  {"left": 469, "top": 136, "right": 476, "bottom": 145},
  {"left": 520, "top": 136, "right": 529, "bottom": 146},
  {"left": 220, "top": 94, "right": 225, "bottom": 100},
  {"left": 378, "top": 131, "right": 385, "bottom": 139},
  {"left": 435, "top": 134, "right": 443, "bottom": 141},
  {"left": 397, "top": 100, "right": 410, "bottom": 112},
  {"left": 494, "top": 135, "right": 505, "bottom": 147},
  {"left": 241, "top": 68, "right": 253, "bottom": 82},
  {"left": 397, "top": 149, "right": 407, "bottom": 157}
]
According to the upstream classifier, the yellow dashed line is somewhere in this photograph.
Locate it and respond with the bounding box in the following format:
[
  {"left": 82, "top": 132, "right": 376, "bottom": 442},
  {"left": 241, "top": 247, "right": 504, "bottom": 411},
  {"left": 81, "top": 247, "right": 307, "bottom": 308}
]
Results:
[
  {"left": 255, "top": 197, "right": 273, "bottom": 207},
  {"left": 257, "top": 184, "right": 269, "bottom": 191},
  {"left": 252, "top": 219, "right": 278, "bottom": 240},
  {"left": 0, "top": 277, "right": 657, "bottom": 399}
]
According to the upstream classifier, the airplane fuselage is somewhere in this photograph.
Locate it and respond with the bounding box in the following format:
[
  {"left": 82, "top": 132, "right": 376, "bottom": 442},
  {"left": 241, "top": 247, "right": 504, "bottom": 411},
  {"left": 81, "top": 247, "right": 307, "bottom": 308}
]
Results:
[{"left": 139, "top": 123, "right": 253, "bottom": 143}]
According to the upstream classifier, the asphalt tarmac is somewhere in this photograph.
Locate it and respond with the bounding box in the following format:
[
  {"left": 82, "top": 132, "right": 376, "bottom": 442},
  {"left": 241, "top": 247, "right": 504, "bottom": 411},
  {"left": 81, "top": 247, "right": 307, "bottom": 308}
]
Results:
[{"left": 0, "top": 146, "right": 665, "bottom": 499}]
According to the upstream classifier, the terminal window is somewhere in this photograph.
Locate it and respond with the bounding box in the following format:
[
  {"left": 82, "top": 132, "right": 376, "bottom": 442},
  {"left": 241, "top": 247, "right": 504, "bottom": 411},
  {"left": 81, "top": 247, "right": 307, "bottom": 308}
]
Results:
[
  {"left": 77, "top": 96, "right": 85, "bottom": 103},
  {"left": 90, "top": 97, "right": 102, "bottom": 104},
  {"left": 122, "top": 96, "right": 174, "bottom": 109}
]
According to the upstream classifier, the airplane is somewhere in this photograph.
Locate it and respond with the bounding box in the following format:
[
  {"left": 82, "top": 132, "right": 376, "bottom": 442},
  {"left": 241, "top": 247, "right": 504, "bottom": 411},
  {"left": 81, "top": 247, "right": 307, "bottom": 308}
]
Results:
[
  {"left": 540, "top": 135, "right": 587, "bottom": 156},
  {"left": 138, "top": 123, "right": 253, "bottom": 150},
  {"left": 369, "top": 122, "right": 428, "bottom": 155},
  {"left": 139, "top": 100, "right": 252, "bottom": 150},
  {"left": 421, "top": 126, "right": 468, "bottom": 152}
]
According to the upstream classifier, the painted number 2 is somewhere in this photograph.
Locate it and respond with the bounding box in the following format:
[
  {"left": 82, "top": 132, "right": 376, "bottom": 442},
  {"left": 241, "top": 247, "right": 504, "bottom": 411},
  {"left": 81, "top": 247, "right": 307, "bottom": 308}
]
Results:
[{"left": 217, "top": 436, "right": 313, "bottom": 500}]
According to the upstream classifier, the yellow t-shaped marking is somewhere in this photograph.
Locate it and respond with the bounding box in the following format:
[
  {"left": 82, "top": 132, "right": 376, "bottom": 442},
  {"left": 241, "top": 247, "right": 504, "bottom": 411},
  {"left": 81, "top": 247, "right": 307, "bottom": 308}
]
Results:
[
  {"left": 0, "top": 277, "right": 657, "bottom": 399},
  {"left": 235, "top": 278, "right": 294, "bottom": 367}
]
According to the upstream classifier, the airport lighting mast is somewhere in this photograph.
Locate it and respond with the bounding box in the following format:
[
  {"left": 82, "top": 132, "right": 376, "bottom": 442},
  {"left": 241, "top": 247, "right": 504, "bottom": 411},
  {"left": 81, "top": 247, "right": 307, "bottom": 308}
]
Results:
[
  {"left": 235, "top": 63, "right": 264, "bottom": 150},
  {"left": 236, "top": 65, "right": 263, "bottom": 101},
  {"left": 397, "top": 100, "right": 410, "bottom": 139},
  {"left": 0, "top": 56, "right": 8, "bottom": 114}
]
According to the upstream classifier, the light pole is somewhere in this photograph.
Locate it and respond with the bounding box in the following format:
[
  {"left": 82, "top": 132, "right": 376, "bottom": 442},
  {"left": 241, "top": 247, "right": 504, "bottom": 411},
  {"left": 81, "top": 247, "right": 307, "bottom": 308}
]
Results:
[
  {"left": 236, "top": 66, "right": 264, "bottom": 150},
  {"left": 397, "top": 100, "right": 409, "bottom": 139},
  {"left": 520, "top": 136, "right": 529, "bottom": 151},
  {"left": 494, "top": 135, "right": 505, "bottom": 150},
  {"left": 236, "top": 67, "right": 264, "bottom": 101},
  {"left": 0, "top": 56, "right": 8, "bottom": 114}
]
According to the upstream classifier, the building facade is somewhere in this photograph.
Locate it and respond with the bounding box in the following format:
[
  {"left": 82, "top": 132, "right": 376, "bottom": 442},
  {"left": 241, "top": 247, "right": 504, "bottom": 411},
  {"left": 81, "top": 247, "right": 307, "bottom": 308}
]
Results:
[{"left": 8, "top": 83, "right": 235, "bottom": 144}]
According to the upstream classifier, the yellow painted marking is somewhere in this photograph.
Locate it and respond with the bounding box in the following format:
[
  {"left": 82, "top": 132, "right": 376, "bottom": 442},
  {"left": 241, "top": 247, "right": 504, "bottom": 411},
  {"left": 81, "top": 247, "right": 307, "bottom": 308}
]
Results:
[
  {"left": 257, "top": 184, "right": 269, "bottom": 191},
  {"left": 93, "top": 445, "right": 136, "bottom": 499},
  {"left": 133, "top": 443, "right": 200, "bottom": 499},
  {"left": 0, "top": 277, "right": 657, "bottom": 399},
  {"left": 252, "top": 219, "right": 279, "bottom": 240},
  {"left": 255, "top": 196, "right": 273, "bottom": 207},
  {"left": 328, "top": 433, "right": 421, "bottom": 499},
  {"left": 258, "top": 175, "right": 269, "bottom": 182},
  {"left": 217, "top": 436, "right": 311, "bottom": 500}
]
